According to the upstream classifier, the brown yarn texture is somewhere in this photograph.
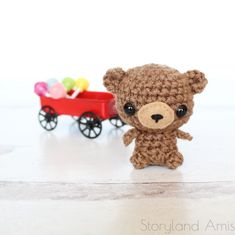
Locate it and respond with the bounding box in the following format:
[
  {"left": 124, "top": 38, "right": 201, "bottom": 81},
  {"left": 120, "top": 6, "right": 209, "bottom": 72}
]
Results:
[{"left": 103, "top": 64, "right": 207, "bottom": 169}]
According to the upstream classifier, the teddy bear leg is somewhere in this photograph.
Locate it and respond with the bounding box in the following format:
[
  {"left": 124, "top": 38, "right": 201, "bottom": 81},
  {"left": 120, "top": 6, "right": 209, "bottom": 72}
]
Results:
[
  {"left": 165, "top": 151, "right": 184, "bottom": 169},
  {"left": 130, "top": 152, "right": 150, "bottom": 169}
]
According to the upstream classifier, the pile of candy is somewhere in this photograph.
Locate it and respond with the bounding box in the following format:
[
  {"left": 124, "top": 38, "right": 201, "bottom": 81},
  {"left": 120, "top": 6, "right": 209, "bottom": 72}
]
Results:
[{"left": 34, "top": 77, "right": 89, "bottom": 99}]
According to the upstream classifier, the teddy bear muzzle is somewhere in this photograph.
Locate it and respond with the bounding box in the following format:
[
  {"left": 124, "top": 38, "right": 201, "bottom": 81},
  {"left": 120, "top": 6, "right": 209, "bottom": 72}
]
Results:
[{"left": 137, "top": 101, "right": 175, "bottom": 129}]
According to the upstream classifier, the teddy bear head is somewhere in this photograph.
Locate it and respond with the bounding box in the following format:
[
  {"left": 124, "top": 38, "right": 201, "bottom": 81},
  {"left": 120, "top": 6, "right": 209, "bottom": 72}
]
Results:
[{"left": 104, "top": 64, "right": 207, "bottom": 132}]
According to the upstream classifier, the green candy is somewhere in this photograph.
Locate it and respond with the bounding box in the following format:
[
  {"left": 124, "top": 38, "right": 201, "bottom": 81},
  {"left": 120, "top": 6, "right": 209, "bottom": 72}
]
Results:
[{"left": 62, "top": 77, "right": 75, "bottom": 92}]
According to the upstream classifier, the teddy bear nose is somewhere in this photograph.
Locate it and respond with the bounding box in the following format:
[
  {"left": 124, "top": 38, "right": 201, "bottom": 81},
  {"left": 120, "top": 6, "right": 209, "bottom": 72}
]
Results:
[{"left": 151, "top": 114, "right": 163, "bottom": 122}]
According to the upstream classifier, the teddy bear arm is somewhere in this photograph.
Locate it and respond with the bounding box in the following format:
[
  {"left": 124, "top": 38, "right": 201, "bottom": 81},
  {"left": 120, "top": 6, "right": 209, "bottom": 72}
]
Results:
[
  {"left": 176, "top": 130, "right": 193, "bottom": 141},
  {"left": 123, "top": 128, "right": 139, "bottom": 146}
]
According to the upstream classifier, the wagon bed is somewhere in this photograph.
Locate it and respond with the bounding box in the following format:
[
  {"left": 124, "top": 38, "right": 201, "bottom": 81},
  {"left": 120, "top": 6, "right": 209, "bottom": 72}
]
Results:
[{"left": 40, "top": 91, "right": 117, "bottom": 120}]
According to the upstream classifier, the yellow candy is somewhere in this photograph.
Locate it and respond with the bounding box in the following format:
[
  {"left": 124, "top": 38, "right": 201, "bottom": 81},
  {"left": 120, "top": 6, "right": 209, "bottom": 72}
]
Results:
[{"left": 75, "top": 78, "right": 89, "bottom": 91}]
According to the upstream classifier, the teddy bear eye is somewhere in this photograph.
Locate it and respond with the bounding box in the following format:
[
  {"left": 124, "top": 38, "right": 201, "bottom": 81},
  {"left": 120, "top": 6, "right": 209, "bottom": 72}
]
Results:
[
  {"left": 176, "top": 105, "right": 187, "bottom": 118},
  {"left": 124, "top": 103, "right": 136, "bottom": 116}
]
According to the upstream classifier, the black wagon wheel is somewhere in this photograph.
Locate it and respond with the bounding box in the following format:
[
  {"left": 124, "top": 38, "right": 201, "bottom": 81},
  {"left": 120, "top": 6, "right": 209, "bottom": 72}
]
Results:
[
  {"left": 109, "top": 115, "right": 126, "bottom": 128},
  {"left": 38, "top": 106, "right": 58, "bottom": 131},
  {"left": 78, "top": 112, "right": 102, "bottom": 139}
]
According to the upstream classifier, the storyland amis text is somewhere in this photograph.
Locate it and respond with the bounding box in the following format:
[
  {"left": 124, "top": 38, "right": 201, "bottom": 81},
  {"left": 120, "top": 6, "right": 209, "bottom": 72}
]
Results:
[{"left": 140, "top": 218, "right": 235, "bottom": 234}]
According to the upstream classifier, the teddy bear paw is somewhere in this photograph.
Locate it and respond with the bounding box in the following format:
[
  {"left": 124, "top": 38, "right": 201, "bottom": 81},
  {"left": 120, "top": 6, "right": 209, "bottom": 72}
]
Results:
[
  {"left": 130, "top": 155, "right": 149, "bottom": 169},
  {"left": 166, "top": 153, "right": 184, "bottom": 169},
  {"left": 123, "top": 133, "right": 132, "bottom": 146}
]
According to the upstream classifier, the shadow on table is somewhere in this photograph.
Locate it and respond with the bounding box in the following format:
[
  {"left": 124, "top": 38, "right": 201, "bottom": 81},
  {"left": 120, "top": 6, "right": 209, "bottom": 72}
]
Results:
[{"left": 37, "top": 121, "right": 130, "bottom": 173}]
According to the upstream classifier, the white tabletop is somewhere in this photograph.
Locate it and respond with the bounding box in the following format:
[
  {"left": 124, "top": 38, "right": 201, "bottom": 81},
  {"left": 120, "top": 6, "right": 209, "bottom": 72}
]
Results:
[{"left": 0, "top": 104, "right": 235, "bottom": 235}]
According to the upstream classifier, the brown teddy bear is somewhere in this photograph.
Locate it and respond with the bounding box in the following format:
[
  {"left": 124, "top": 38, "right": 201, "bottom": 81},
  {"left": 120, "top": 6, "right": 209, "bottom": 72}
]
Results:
[{"left": 103, "top": 64, "right": 207, "bottom": 169}]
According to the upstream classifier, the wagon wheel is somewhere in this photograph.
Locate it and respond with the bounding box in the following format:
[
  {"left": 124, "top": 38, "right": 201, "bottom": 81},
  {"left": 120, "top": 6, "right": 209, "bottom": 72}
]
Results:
[
  {"left": 78, "top": 112, "right": 102, "bottom": 139},
  {"left": 109, "top": 115, "right": 125, "bottom": 128},
  {"left": 38, "top": 106, "right": 58, "bottom": 131}
]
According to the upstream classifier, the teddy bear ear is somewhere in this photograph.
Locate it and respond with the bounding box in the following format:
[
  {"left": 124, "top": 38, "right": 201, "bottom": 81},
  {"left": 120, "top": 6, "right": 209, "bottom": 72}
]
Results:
[
  {"left": 185, "top": 70, "right": 208, "bottom": 95},
  {"left": 103, "top": 68, "right": 126, "bottom": 94}
]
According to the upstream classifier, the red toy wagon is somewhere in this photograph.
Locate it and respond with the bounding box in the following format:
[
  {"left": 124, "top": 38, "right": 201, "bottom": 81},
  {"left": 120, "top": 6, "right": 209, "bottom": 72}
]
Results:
[{"left": 38, "top": 91, "right": 125, "bottom": 139}]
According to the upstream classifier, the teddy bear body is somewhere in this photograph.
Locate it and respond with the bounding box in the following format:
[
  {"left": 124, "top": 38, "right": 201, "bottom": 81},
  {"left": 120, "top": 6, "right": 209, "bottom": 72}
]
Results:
[
  {"left": 103, "top": 64, "right": 207, "bottom": 169},
  {"left": 126, "top": 129, "right": 183, "bottom": 169}
]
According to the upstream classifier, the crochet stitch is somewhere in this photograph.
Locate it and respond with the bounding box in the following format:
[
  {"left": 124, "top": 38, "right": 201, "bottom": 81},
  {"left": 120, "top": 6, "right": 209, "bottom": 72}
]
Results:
[{"left": 103, "top": 64, "right": 207, "bottom": 169}]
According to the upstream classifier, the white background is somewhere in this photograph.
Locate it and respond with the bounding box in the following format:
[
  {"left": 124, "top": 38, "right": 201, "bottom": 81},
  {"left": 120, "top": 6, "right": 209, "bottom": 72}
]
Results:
[
  {"left": 0, "top": 2, "right": 235, "bottom": 234},
  {"left": 0, "top": 0, "right": 235, "bottom": 107}
]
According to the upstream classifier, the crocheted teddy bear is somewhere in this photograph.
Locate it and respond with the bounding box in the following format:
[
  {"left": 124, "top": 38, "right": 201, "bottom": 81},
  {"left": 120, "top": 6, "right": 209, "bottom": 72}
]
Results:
[{"left": 103, "top": 64, "right": 207, "bottom": 169}]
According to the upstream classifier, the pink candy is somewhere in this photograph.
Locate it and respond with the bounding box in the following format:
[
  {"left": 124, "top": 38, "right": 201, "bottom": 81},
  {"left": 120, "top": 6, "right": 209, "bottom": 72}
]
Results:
[
  {"left": 49, "top": 83, "right": 66, "bottom": 99},
  {"left": 34, "top": 80, "right": 69, "bottom": 99},
  {"left": 34, "top": 82, "right": 48, "bottom": 96}
]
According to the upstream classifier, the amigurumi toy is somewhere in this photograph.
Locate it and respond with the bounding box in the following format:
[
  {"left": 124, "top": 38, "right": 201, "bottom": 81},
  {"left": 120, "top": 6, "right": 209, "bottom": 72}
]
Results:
[{"left": 103, "top": 64, "right": 207, "bottom": 169}]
